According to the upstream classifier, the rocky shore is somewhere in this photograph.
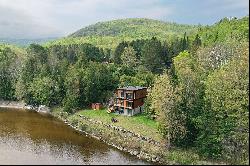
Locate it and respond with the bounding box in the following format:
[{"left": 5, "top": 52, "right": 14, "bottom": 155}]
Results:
[
  {"left": 0, "top": 100, "right": 51, "bottom": 114},
  {"left": 0, "top": 100, "right": 26, "bottom": 109}
]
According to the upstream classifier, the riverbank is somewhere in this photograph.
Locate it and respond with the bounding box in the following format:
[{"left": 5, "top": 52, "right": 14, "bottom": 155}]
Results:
[
  {"left": 51, "top": 108, "right": 166, "bottom": 164},
  {"left": 0, "top": 100, "right": 26, "bottom": 109},
  {"left": 0, "top": 102, "right": 227, "bottom": 165},
  {"left": 0, "top": 100, "right": 51, "bottom": 114}
]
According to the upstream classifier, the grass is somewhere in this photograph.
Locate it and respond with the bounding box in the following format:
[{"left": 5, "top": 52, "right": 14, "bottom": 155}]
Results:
[
  {"left": 165, "top": 148, "right": 200, "bottom": 165},
  {"left": 165, "top": 148, "right": 229, "bottom": 165},
  {"left": 76, "top": 108, "right": 162, "bottom": 142}
]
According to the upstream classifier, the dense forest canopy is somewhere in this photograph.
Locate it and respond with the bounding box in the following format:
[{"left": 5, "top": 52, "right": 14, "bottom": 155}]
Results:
[{"left": 0, "top": 16, "right": 249, "bottom": 164}]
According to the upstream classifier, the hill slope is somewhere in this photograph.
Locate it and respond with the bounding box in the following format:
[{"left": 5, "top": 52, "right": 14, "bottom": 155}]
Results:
[
  {"left": 69, "top": 18, "right": 198, "bottom": 38},
  {"left": 45, "top": 16, "right": 248, "bottom": 49},
  {"left": 46, "top": 18, "right": 199, "bottom": 49},
  {"left": 196, "top": 16, "right": 249, "bottom": 46}
]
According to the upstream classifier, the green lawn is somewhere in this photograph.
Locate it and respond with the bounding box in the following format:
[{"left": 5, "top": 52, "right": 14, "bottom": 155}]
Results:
[{"left": 76, "top": 109, "right": 162, "bottom": 142}]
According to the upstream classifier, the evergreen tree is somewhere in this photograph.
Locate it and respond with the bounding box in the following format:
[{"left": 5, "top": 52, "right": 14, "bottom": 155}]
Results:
[
  {"left": 192, "top": 34, "right": 202, "bottom": 52},
  {"left": 181, "top": 32, "right": 188, "bottom": 51},
  {"left": 0, "top": 47, "right": 17, "bottom": 99},
  {"left": 120, "top": 46, "right": 139, "bottom": 68},
  {"left": 113, "top": 41, "right": 128, "bottom": 64},
  {"left": 141, "top": 37, "right": 165, "bottom": 73}
]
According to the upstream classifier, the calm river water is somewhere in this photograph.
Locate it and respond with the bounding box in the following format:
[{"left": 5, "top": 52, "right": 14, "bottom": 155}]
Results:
[{"left": 0, "top": 108, "right": 150, "bottom": 165}]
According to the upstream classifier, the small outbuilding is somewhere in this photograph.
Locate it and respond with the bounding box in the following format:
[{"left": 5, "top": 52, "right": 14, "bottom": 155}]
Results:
[{"left": 91, "top": 103, "right": 102, "bottom": 110}]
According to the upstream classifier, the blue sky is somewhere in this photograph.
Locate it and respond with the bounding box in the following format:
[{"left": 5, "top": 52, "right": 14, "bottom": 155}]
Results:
[{"left": 0, "top": 0, "right": 248, "bottom": 39}]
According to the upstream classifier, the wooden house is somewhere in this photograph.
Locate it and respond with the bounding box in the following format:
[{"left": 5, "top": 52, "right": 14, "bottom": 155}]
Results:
[{"left": 113, "top": 86, "right": 147, "bottom": 116}]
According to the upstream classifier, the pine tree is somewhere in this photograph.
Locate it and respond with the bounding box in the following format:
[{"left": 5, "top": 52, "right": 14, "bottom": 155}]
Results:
[
  {"left": 121, "top": 46, "right": 139, "bottom": 68},
  {"left": 192, "top": 34, "right": 202, "bottom": 52},
  {"left": 141, "top": 37, "right": 165, "bottom": 73},
  {"left": 114, "top": 41, "right": 128, "bottom": 64}
]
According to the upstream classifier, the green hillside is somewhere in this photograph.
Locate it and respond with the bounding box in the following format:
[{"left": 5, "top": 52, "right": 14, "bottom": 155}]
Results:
[
  {"left": 69, "top": 18, "right": 198, "bottom": 38},
  {"left": 196, "top": 16, "right": 249, "bottom": 46},
  {"left": 45, "top": 18, "right": 199, "bottom": 49},
  {"left": 46, "top": 16, "right": 249, "bottom": 50}
]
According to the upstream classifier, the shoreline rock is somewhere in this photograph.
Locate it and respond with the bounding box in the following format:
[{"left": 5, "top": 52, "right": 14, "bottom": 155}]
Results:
[
  {"left": 37, "top": 105, "right": 51, "bottom": 113},
  {"left": 0, "top": 101, "right": 51, "bottom": 115},
  {"left": 58, "top": 113, "right": 165, "bottom": 164}
]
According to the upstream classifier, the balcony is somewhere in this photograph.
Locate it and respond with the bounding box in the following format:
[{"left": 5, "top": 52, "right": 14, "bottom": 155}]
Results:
[
  {"left": 116, "top": 96, "right": 125, "bottom": 99},
  {"left": 114, "top": 103, "right": 120, "bottom": 107},
  {"left": 114, "top": 101, "right": 125, "bottom": 107}
]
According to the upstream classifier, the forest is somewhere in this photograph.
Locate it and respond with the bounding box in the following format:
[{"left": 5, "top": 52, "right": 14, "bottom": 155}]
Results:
[{"left": 0, "top": 16, "right": 249, "bottom": 164}]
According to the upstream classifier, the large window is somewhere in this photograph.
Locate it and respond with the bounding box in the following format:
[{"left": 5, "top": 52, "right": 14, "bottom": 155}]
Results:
[
  {"left": 127, "top": 101, "right": 133, "bottom": 108},
  {"left": 126, "top": 93, "right": 133, "bottom": 99}
]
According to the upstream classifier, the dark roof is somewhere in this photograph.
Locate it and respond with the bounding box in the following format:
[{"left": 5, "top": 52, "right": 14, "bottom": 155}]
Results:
[{"left": 117, "top": 86, "right": 147, "bottom": 91}]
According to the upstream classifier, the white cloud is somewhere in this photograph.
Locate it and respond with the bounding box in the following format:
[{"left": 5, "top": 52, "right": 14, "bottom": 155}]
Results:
[
  {"left": 201, "top": 0, "right": 249, "bottom": 15},
  {"left": 0, "top": 0, "right": 174, "bottom": 38},
  {"left": 0, "top": 5, "right": 62, "bottom": 39},
  {"left": 0, "top": 0, "right": 248, "bottom": 38}
]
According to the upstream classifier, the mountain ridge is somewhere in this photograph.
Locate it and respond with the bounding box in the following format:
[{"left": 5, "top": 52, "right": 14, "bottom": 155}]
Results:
[{"left": 69, "top": 18, "right": 199, "bottom": 38}]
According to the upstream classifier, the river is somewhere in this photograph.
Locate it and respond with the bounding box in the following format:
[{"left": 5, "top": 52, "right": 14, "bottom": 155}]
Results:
[{"left": 0, "top": 108, "right": 150, "bottom": 165}]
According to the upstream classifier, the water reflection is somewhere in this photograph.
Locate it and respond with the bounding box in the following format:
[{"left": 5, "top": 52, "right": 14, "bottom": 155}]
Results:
[{"left": 0, "top": 108, "right": 149, "bottom": 165}]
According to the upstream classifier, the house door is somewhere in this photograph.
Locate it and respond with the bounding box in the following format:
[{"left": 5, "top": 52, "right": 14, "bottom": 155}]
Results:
[{"left": 128, "top": 109, "right": 132, "bottom": 116}]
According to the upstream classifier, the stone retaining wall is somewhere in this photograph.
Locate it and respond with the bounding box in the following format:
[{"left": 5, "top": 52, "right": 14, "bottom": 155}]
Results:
[
  {"left": 54, "top": 112, "right": 166, "bottom": 164},
  {"left": 78, "top": 114, "right": 162, "bottom": 147}
]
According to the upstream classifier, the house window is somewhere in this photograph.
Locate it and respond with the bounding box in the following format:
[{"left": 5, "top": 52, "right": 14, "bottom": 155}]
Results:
[
  {"left": 120, "top": 100, "right": 124, "bottom": 106},
  {"left": 119, "top": 108, "right": 124, "bottom": 114},
  {"left": 121, "top": 91, "right": 124, "bottom": 98},
  {"left": 128, "top": 109, "right": 132, "bottom": 116},
  {"left": 127, "top": 102, "right": 133, "bottom": 108},
  {"left": 126, "top": 93, "right": 133, "bottom": 99}
]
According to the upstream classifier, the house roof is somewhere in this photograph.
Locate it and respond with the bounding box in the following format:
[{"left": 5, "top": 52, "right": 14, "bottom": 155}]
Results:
[{"left": 117, "top": 86, "right": 147, "bottom": 91}]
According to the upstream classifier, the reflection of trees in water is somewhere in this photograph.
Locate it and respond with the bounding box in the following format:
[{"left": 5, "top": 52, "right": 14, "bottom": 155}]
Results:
[{"left": 0, "top": 109, "right": 110, "bottom": 163}]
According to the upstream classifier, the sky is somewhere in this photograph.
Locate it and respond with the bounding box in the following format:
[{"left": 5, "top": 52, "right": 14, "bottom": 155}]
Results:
[{"left": 0, "top": 0, "right": 249, "bottom": 39}]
